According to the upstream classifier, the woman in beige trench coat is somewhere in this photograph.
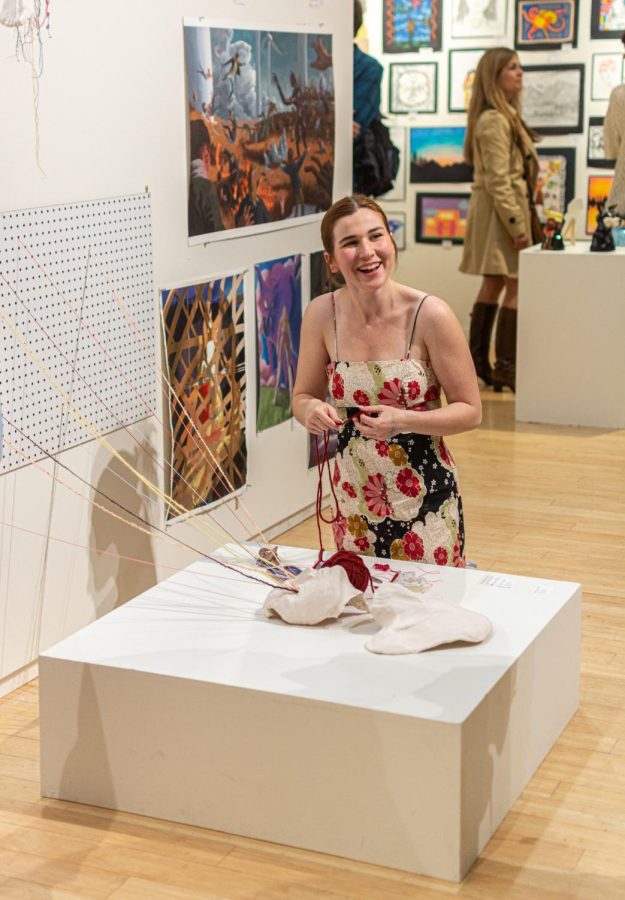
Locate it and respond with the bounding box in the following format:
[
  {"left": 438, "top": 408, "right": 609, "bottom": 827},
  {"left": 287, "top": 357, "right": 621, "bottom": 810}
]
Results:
[{"left": 460, "top": 48, "right": 538, "bottom": 392}]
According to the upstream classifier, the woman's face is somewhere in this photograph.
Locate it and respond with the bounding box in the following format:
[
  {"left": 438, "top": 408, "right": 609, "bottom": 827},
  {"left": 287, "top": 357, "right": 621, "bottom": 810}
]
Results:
[
  {"left": 498, "top": 55, "right": 523, "bottom": 98},
  {"left": 326, "top": 208, "right": 396, "bottom": 291}
]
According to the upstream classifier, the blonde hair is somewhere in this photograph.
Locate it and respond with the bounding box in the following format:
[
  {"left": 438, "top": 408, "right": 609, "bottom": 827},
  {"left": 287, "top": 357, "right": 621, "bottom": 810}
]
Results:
[{"left": 464, "top": 48, "right": 536, "bottom": 165}]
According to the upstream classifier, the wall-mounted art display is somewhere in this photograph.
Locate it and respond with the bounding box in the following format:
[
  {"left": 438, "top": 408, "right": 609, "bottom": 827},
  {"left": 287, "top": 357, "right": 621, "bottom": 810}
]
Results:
[
  {"left": 448, "top": 49, "right": 484, "bottom": 112},
  {"left": 587, "top": 116, "right": 616, "bottom": 168},
  {"left": 415, "top": 193, "right": 469, "bottom": 243},
  {"left": 383, "top": 0, "right": 442, "bottom": 52},
  {"left": 161, "top": 272, "right": 247, "bottom": 523},
  {"left": 535, "top": 148, "right": 576, "bottom": 219},
  {"left": 586, "top": 175, "right": 615, "bottom": 233},
  {"left": 387, "top": 211, "right": 407, "bottom": 249},
  {"left": 591, "top": 53, "right": 624, "bottom": 101},
  {"left": 309, "top": 250, "right": 331, "bottom": 302},
  {"left": 451, "top": 0, "right": 507, "bottom": 38},
  {"left": 514, "top": 0, "right": 577, "bottom": 50},
  {"left": 184, "top": 21, "right": 335, "bottom": 244},
  {"left": 409, "top": 127, "right": 473, "bottom": 183},
  {"left": 389, "top": 62, "right": 437, "bottom": 114},
  {"left": 591, "top": 0, "right": 625, "bottom": 39},
  {"left": 379, "top": 126, "right": 407, "bottom": 201},
  {"left": 255, "top": 254, "right": 302, "bottom": 433},
  {"left": 522, "top": 64, "right": 584, "bottom": 135}
]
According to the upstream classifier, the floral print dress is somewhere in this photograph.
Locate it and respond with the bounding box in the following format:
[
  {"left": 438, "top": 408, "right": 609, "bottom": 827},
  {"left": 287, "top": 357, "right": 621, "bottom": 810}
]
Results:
[{"left": 327, "top": 297, "right": 465, "bottom": 567}]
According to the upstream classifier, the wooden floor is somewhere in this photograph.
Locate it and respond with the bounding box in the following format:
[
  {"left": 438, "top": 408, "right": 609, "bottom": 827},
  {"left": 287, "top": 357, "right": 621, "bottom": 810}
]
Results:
[{"left": 1, "top": 392, "right": 625, "bottom": 898}]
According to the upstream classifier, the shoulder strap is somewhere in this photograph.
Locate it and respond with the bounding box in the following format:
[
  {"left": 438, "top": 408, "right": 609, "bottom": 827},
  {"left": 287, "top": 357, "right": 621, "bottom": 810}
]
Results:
[
  {"left": 331, "top": 292, "right": 339, "bottom": 361},
  {"left": 406, "top": 294, "right": 429, "bottom": 358}
]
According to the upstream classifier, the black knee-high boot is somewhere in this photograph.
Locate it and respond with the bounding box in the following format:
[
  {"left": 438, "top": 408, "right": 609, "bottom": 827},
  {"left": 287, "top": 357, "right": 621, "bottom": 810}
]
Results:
[
  {"left": 469, "top": 302, "right": 498, "bottom": 386},
  {"left": 492, "top": 307, "right": 517, "bottom": 393}
]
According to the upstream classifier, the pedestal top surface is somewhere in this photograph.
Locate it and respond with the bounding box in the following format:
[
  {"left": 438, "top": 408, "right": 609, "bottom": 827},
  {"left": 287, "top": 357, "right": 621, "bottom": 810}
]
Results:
[{"left": 40, "top": 546, "right": 580, "bottom": 724}]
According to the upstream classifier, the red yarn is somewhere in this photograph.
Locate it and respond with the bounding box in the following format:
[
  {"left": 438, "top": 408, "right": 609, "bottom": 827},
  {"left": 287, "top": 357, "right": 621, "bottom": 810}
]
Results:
[{"left": 319, "top": 549, "right": 373, "bottom": 593}]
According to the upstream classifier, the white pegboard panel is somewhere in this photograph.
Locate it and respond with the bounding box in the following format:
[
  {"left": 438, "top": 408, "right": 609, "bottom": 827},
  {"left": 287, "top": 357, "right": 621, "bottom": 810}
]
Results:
[{"left": 0, "top": 194, "right": 156, "bottom": 473}]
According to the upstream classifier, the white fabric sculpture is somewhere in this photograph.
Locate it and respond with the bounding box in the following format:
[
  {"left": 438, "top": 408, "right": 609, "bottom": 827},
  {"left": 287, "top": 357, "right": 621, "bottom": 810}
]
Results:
[
  {"left": 264, "top": 566, "right": 367, "bottom": 626},
  {"left": 0, "top": 0, "right": 35, "bottom": 27},
  {"left": 365, "top": 582, "right": 492, "bottom": 655}
]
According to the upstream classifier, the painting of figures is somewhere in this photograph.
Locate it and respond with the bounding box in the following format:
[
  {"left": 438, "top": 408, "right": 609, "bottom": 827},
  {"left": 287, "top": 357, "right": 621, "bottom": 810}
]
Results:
[
  {"left": 592, "top": 53, "right": 624, "bottom": 100},
  {"left": 587, "top": 175, "right": 615, "bottom": 233},
  {"left": 387, "top": 211, "right": 407, "bottom": 249},
  {"left": 448, "top": 49, "right": 484, "bottom": 112},
  {"left": 309, "top": 250, "right": 331, "bottom": 302},
  {"left": 410, "top": 127, "right": 473, "bottom": 184},
  {"left": 535, "top": 148, "right": 576, "bottom": 220},
  {"left": 587, "top": 117, "right": 615, "bottom": 168},
  {"left": 161, "top": 273, "right": 246, "bottom": 523},
  {"left": 416, "top": 193, "right": 469, "bottom": 243},
  {"left": 383, "top": 0, "right": 442, "bottom": 52},
  {"left": 515, "top": 0, "right": 577, "bottom": 50},
  {"left": 256, "top": 254, "right": 302, "bottom": 432},
  {"left": 184, "top": 22, "right": 335, "bottom": 243},
  {"left": 451, "top": 0, "right": 507, "bottom": 38},
  {"left": 591, "top": 0, "right": 625, "bottom": 38},
  {"left": 522, "top": 65, "right": 584, "bottom": 134}
]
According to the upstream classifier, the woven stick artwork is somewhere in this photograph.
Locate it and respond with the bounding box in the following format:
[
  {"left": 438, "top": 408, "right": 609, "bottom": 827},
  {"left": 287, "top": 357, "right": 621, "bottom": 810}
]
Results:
[{"left": 161, "top": 273, "right": 247, "bottom": 522}]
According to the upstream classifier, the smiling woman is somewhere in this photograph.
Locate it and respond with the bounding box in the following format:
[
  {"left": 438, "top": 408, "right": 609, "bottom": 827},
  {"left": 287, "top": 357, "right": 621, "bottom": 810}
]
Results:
[{"left": 292, "top": 194, "right": 482, "bottom": 566}]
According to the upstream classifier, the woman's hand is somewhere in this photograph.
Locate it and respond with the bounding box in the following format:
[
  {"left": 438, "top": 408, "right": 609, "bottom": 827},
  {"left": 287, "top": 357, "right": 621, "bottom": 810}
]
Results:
[
  {"left": 304, "top": 400, "right": 343, "bottom": 435},
  {"left": 355, "top": 405, "right": 403, "bottom": 441},
  {"left": 512, "top": 233, "right": 529, "bottom": 250}
]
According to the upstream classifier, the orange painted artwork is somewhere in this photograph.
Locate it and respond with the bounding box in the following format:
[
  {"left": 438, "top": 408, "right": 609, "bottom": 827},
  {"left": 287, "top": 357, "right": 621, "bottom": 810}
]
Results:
[{"left": 586, "top": 175, "right": 614, "bottom": 233}]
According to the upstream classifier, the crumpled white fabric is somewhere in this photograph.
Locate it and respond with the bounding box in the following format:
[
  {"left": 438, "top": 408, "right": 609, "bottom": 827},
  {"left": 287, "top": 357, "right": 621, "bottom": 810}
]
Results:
[
  {"left": 365, "top": 582, "right": 492, "bottom": 655},
  {"left": 264, "top": 566, "right": 367, "bottom": 625},
  {"left": 0, "top": 0, "right": 35, "bottom": 27}
]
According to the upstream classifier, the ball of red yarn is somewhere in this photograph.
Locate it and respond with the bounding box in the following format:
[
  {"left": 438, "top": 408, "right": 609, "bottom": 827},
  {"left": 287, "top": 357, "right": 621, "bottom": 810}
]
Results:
[{"left": 320, "top": 549, "right": 372, "bottom": 592}]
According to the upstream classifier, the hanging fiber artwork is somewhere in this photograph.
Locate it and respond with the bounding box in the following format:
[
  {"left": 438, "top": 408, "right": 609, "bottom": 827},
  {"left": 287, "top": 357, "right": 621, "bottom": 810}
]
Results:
[{"left": 1, "top": 1, "right": 51, "bottom": 171}]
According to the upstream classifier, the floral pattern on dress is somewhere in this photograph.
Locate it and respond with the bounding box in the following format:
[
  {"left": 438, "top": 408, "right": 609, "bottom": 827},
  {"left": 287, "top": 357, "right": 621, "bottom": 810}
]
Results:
[{"left": 326, "top": 357, "right": 465, "bottom": 567}]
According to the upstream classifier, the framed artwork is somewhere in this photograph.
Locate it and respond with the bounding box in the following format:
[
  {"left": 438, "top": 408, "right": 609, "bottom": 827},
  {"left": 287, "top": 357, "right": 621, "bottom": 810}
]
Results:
[
  {"left": 379, "top": 126, "right": 407, "bottom": 201},
  {"left": 586, "top": 175, "right": 614, "bottom": 233},
  {"left": 535, "top": 148, "right": 576, "bottom": 219},
  {"left": 382, "top": 0, "right": 443, "bottom": 52},
  {"left": 389, "top": 62, "right": 437, "bottom": 114},
  {"left": 309, "top": 250, "right": 331, "bottom": 302},
  {"left": 409, "top": 127, "right": 473, "bottom": 183},
  {"left": 183, "top": 21, "right": 335, "bottom": 244},
  {"left": 514, "top": 0, "right": 577, "bottom": 50},
  {"left": 387, "top": 211, "right": 407, "bottom": 249},
  {"left": 450, "top": 0, "right": 507, "bottom": 38},
  {"left": 522, "top": 65, "right": 584, "bottom": 135},
  {"left": 587, "top": 116, "right": 616, "bottom": 168},
  {"left": 591, "top": 53, "right": 624, "bottom": 101},
  {"left": 448, "top": 49, "right": 484, "bottom": 112},
  {"left": 591, "top": 0, "right": 625, "bottom": 38},
  {"left": 255, "top": 254, "right": 302, "bottom": 433},
  {"left": 415, "top": 193, "right": 470, "bottom": 244},
  {"left": 161, "top": 272, "right": 247, "bottom": 523}
]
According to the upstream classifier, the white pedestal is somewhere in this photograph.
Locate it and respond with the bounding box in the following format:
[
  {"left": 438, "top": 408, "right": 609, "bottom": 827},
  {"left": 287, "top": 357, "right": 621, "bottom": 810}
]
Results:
[
  {"left": 517, "top": 243, "right": 625, "bottom": 428},
  {"left": 39, "top": 547, "right": 581, "bottom": 882}
]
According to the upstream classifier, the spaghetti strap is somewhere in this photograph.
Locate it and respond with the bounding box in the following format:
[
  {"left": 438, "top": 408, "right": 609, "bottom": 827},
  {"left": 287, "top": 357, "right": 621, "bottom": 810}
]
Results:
[
  {"left": 406, "top": 294, "right": 430, "bottom": 358},
  {"left": 331, "top": 291, "right": 339, "bottom": 361}
]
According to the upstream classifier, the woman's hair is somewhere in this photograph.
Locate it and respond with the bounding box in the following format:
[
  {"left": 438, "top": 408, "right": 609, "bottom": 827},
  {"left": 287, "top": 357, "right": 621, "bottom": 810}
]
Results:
[
  {"left": 621, "top": 30, "right": 625, "bottom": 47},
  {"left": 320, "top": 194, "right": 397, "bottom": 287},
  {"left": 354, "top": 0, "right": 363, "bottom": 37},
  {"left": 463, "top": 47, "right": 537, "bottom": 164}
]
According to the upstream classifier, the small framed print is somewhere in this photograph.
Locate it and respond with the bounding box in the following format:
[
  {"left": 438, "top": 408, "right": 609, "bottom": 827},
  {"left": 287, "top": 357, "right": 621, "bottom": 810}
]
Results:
[
  {"left": 378, "top": 126, "right": 407, "bottom": 201},
  {"left": 389, "top": 62, "right": 437, "bottom": 115},
  {"left": 515, "top": 0, "right": 577, "bottom": 50},
  {"left": 415, "top": 192, "right": 470, "bottom": 244},
  {"left": 383, "top": 0, "right": 443, "bottom": 52},
  {"left": 450, "top": 0, "right": 507, "bottom": 38},
  {"left": 591, "top": 53, "right": 624, "bottom": 101},
  {"left": 448, "top": 49, "right": 484, "bottom": 113},
  {"left": 586, "top": 175, "right": 614, "bottom": 233},
  {"left": 591, "top": 0, "right": 625, "bottom": 39},
  {"left": 535, "top": 148, "right": 576, "bottom": 219},
  {"left": 522, "top": 64, "right": 584, "bottom": 135},
  {"left": 587, "top": 116, "right": 616, "bottom": 169},
  {"left": 409, "top": 126, "right": 473, "bottom": 183},
  {"left": 386, "top": 211, "right": 407, "bottom": 249}
]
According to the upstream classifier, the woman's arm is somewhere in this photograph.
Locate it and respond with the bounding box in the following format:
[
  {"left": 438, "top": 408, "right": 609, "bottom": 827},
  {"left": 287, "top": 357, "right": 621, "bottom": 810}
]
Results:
[
  {"left": 477, "top": 111, "right": 527, "bottom": 240},
  {"left": 292, "top": 297, "right": 343, "bottom": 435},
  {"left": 356, "top": 298, "right": 482, "bottom": 440},
  {"left": 604, "top": 86, "right": 625, "bottom": 160}
]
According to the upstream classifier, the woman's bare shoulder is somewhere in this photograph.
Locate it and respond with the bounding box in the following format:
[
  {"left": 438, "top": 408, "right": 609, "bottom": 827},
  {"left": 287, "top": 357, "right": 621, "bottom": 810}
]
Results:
[{"left": 303, "top": 290, "right": 334, "bottom": 322}]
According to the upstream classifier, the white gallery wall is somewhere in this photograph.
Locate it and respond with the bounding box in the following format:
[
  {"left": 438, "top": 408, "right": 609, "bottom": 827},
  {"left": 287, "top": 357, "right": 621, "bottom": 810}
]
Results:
[{"left": 0, "top": 0, "right": 352, "bottom": 696}]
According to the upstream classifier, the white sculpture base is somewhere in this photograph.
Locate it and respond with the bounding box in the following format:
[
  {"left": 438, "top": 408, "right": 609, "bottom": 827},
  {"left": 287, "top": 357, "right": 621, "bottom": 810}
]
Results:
[{"left": 39, "top": 547, "right": 581, "bottom": 882}]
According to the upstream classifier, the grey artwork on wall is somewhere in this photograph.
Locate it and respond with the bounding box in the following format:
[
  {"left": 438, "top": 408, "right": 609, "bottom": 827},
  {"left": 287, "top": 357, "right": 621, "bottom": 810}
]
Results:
[
  {"left": 522, "top": 65, "right": 584, "bottom": 135},
  {"left": 389, "top": 62, "right": 437, "bottom": 114},
  {"left": 450, "top": 0, "right": 507, "bottom": 38}
]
